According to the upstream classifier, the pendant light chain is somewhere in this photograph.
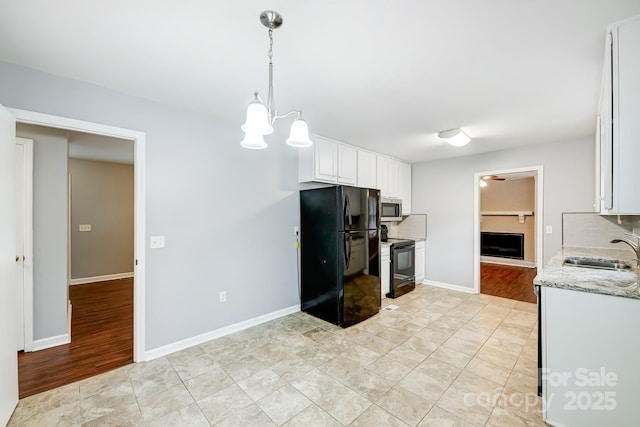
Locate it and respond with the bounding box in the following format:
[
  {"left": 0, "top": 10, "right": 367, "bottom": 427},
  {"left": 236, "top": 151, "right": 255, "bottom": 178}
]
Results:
[
  {"left": 240, "top": 10, "right": 312, "bottom": 149},
  {"left": 266, "top": 27, "right": 276, "bottom": 121},
  {"left": 268, "top": 28, "right": 274, "bottom": 65}
]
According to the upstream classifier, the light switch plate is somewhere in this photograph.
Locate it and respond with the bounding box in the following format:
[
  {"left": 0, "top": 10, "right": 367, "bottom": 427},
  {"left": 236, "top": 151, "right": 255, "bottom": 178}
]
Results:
[
  {"left": 150, "top": 235, "right": 165, "bottom": 248},
  {"left": 79, "top": 224, "right": 91, "bottom": 232},
  {"left": 545, "top": 226, "right": 553, "bottom": 234}
]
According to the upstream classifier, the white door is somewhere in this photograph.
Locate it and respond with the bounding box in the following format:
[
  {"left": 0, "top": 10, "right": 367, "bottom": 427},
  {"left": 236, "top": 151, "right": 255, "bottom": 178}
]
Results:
[
  {"left": 15, "top": 140, "right": 25, "bottom": 351},
  {"left": 0, "top": 104, "right": 19, "bottom": 424}
]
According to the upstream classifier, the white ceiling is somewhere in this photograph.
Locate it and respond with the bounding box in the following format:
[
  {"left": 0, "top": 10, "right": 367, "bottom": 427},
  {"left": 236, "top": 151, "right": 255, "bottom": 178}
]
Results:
[{"left": 2, "top": 1, "right": 640, "bottom": 163}]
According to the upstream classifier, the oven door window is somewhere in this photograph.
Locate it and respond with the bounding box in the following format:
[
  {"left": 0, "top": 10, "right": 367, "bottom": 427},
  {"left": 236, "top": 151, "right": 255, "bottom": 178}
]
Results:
[{"left": 393, "top": 246, "right": 415, "bottom": 279}]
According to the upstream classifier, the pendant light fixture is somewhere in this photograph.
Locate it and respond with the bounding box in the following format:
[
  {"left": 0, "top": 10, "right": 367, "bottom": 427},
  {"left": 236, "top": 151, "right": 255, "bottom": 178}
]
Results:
[
  {"left": 241, "top": 10, "right": 312, "bottom": 149},
  {"left": 437, "top": 128, "right": 471, "bottom": 147}
]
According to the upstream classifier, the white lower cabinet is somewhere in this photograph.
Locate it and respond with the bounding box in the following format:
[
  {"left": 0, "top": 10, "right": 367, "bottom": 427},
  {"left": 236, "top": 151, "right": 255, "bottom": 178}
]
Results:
[
  {"left": 542, "top": 286, "right": 640, "bottom": 426},
  {"left": 381, "top": 245, "right": 390, "bottom": 299},
  {"left": 415, "top": 241, "right": 425, "bottom": 283}
]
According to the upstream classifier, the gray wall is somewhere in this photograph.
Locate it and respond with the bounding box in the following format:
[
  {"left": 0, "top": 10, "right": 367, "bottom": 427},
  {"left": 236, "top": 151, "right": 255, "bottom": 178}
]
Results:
[
  {"left": 70, "top": 159, "right": 134, "bottom": 279},
  {"left": 413, "top": 137, "right": 595, "bottom": 290},
  {"left": 15, "top": 123, "right": 68, "bottom": 341},
  {"left": 1, "top": 61, "right": 301, "bottom": 350}
]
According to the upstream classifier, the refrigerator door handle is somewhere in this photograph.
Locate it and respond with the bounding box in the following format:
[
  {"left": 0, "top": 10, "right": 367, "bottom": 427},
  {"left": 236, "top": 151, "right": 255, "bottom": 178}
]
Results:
[
  {"left": 346, "top": 234, "right": 352, "bottom": 269},
  {"left": 344, "top": 193, "right": 352, "bottom": 230}
]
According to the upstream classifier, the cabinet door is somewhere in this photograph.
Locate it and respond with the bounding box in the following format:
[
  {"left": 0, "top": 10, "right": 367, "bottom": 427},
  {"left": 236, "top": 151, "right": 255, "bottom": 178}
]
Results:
[
  {"left": 398, "top": 162, "right": 411, "bottom": 215},
  {"left": 376, "top": 156, "right": 389, "bottom": 196},
  {"left": 381, "top": 246, "right": 390, "bottom": 298},
  {"left": 357, "top": 150, "right": 378, "bottom": 189},
  {"left": 387, "top": 159, "right": 399, "bottom": 198},
  {"left": 338, "top": 144, "right": 357, "bottom": 186},
  {"left": 613, "top": 17, "right": 640, "bottom": 213},
  {"left": 415, "top": 243, "right": 425, "bottom": 283},
  {"left": 314, "top": 137, "right": 338, "bottom": 183}
]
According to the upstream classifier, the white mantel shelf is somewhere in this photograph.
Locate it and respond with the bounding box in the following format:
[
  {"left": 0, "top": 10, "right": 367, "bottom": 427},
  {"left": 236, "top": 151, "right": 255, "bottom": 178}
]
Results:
[
  {"left": 481, "top": 211, "right": 533, "bottom": 224},
  {"left": 481, "top": 211, "right": 533, "bottom": 216}
]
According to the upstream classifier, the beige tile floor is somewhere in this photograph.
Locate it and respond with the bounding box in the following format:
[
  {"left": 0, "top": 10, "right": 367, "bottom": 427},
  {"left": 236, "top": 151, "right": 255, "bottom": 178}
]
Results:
[{"left": 8, "top": 284, "right": 545, "bottom": 426}]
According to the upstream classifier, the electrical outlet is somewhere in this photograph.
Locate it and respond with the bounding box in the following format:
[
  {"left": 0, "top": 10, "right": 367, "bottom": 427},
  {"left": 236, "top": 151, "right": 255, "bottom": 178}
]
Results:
[
  {"left": 150, "top": 235, "right": 165, "bottom": 248},
  {"left": 219, "top": 291, "right": 227, "bottom": 303},
  {"left": 545, "top": 226, "right": 553, "bottom": 234},
  {"left": 294, "top": 226, "right": 300, "bottom": 237},
  {"left": 79, "top": 224, "right": 91, "bottom": 232}
]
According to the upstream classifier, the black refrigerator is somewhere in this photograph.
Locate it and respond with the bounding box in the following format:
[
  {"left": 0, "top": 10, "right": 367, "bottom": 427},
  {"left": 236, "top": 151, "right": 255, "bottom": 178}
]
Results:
[{"left": 299, "top": 185, "right": 381, "bottom": 327}]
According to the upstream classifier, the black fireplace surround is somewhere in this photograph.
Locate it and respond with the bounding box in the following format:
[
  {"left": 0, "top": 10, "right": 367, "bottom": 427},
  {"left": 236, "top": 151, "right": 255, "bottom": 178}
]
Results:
[{"left": 481, "top": 232, "right": 525, "bottom": 260}]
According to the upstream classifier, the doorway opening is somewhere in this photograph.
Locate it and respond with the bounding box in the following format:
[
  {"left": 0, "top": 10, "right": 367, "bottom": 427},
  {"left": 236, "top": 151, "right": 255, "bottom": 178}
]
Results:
[
  {"left": 473, "top": 166, "right": 543, "bottom": 303},
  {"left": 11, "top": 109, "right": 146, "bottom": 397}
]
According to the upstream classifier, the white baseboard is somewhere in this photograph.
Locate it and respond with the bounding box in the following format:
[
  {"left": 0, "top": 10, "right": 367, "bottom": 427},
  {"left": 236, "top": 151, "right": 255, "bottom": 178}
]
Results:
[
  {"left": 480, "top": 256, "right": 536, "bottom": 268},
  {"left": 144, "top": 304, "right": 301, "bottom": 361},
  {"left": 32, "top": 333, "right": 71, "bottom": 351},
  {"left": 69, "top": 272, "right": 134, "bottom": 286},
  {"left": 421, "top": 279, "right": 476, "bottom": 294}
]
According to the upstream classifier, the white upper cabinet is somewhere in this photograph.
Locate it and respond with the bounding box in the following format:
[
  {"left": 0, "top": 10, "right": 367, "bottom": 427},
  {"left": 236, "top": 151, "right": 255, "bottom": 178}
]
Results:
[
  {"left": 338, "top": 144, "right": 357, "bottom": 186},
  {"left": 597, "top": 16, "right": 640, "bottom": 214},
  {"left": 299, "top": 135, "right": 357, "bottom": 185},
  {"left": 377, "top": 156, "right": 399, "bottom": 198},
  {"left": 398, "top": 161, "right": 412, "bottom": 215},
  {"left": 299, "top": 136, "right": 411, "bottom": 203},
  {"left": 357, "top": 149, "right": 378, "bottom": 189}
]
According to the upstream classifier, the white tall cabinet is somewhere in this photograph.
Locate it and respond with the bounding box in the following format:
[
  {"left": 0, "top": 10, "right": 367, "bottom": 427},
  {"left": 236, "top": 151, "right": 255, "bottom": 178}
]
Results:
[{"left": 596, "top": 15, "right": 640, "bottom": 214}]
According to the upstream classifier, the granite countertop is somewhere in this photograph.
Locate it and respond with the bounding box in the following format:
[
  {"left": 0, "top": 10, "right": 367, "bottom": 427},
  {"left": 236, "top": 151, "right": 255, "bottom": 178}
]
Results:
[{"left": 533, "top": 246, "right": 640, "bottom": 300}]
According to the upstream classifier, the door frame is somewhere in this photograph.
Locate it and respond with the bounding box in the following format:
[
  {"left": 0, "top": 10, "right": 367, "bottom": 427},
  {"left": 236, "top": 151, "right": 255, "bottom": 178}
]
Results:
[
  {"left": 15, "top": 138, "right": 33, "bottom": 352},
  {"left": 473, "top": 165, "right": 544, "bottom": 294},
  {"left": 10, "top": 108, "right": 147, "bottom": 362}
]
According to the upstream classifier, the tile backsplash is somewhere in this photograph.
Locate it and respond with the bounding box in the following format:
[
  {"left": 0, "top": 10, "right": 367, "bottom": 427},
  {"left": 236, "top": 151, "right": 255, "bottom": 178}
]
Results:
[
  {"left": 562, "top": 213, "right": 640, "bottom": 248},
  {"left": 384, "top": 214, "right": 427, "bottom": 239}
]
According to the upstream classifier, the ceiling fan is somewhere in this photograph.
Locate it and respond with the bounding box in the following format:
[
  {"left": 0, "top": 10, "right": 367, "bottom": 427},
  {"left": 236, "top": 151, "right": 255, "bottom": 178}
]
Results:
[
  {"left": 481, "top": 175, "right": 505, "bottom": 181},
  {"left": 479, "top": 175, "right": 505, "bottom": 187}
]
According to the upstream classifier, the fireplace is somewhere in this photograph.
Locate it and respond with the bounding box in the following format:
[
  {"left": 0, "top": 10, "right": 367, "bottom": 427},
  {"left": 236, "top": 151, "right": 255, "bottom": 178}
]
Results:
[{"left": 481, "top": 232, "right": 524, "bottom": 260}]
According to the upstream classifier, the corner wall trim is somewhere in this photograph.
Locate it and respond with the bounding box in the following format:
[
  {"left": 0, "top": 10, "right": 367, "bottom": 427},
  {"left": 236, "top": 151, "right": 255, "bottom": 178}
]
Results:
[
  {"left": 421, "top": 280, "right": 476, "bottom": 294},
  {"left": 144, "top": 304, "right": 301, "bottom": 361},
  {"left": 32, "top": 333, "right": 70, "bottom": 351},
  {"left": 69, "top": 272, "right": 134, "bottom": 286}
]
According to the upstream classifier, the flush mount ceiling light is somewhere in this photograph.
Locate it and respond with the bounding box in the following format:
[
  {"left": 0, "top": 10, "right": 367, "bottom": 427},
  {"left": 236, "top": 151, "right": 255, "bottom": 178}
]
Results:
[
  {"left": 437, "top": 128, "right": 471, "bottom": 147},
  {"left": 240, "top": 10, "right": 312, "bottom": 150}
]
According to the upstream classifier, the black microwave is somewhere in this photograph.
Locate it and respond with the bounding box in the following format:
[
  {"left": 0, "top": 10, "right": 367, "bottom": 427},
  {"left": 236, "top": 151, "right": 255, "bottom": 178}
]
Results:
[{"left": 381, "top": 198, "right": 403, "bottom": 221}]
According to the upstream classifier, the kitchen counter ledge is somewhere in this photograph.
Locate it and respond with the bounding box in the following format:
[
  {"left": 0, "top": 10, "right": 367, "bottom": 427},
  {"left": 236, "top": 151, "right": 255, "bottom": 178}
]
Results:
[{"left": 533, "top": 246, "right": 640, "bottom": 300}]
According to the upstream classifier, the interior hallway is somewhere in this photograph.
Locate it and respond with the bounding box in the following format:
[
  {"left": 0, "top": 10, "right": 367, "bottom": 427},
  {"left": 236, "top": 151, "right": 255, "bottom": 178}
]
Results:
[
  {"left": 480, "top": 263, "right": 538, "bottom": 303},
  {"left": 18, "top": 278, "right": 133, "bottom": 398}
]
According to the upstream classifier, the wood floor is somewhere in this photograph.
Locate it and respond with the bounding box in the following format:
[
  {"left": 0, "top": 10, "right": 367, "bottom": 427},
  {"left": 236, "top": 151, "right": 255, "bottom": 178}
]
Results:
[
  {"left": 18, "top": 278, "right": 133, "bottom": 398},
  {"left": 480, "top": 262, "right": 538, "bottom": 303}
]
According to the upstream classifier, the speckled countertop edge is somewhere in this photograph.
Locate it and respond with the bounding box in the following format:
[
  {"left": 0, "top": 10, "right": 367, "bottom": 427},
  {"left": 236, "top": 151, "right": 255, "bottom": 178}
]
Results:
[{"left": 534, "top": 246, "right": 640, "bottom": 300}]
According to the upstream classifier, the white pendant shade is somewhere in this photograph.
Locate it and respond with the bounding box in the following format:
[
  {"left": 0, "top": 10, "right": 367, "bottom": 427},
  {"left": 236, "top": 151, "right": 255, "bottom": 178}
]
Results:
[
  {"left": 285, "top": 118, "right": 313, "bottom": 148},
  {"left": 437, "top": 128, "right": 471, "bottom": 147},
  {"left": 241, "top": 101, "right": 274, "bottom": 135},
  {"left": 240, "top": 130, "right": 268, "bottom": 149}
]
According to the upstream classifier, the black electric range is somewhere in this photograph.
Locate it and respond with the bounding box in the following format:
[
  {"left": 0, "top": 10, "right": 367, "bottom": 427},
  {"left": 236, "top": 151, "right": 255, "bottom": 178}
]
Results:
[{"left": 383, "top": 238, "right": 416, "bottom": 298}]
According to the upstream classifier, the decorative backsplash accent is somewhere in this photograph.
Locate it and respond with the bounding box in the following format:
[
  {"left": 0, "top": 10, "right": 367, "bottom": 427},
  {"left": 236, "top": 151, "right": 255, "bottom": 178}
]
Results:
[{"left": 562, "top": 213, "right": 640, "bottom": 248}]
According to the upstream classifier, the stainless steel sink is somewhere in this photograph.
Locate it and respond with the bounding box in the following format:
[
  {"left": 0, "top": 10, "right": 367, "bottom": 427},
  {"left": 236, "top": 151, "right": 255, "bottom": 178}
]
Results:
[{"left": 563, "top": 256, "right": 632, "bottom": 271}]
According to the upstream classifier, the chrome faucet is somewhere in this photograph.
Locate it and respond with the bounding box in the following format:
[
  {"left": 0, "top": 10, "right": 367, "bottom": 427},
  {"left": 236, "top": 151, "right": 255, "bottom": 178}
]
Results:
[{"left": 610, "top": 233, "right": 640, "bottom": 269}]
